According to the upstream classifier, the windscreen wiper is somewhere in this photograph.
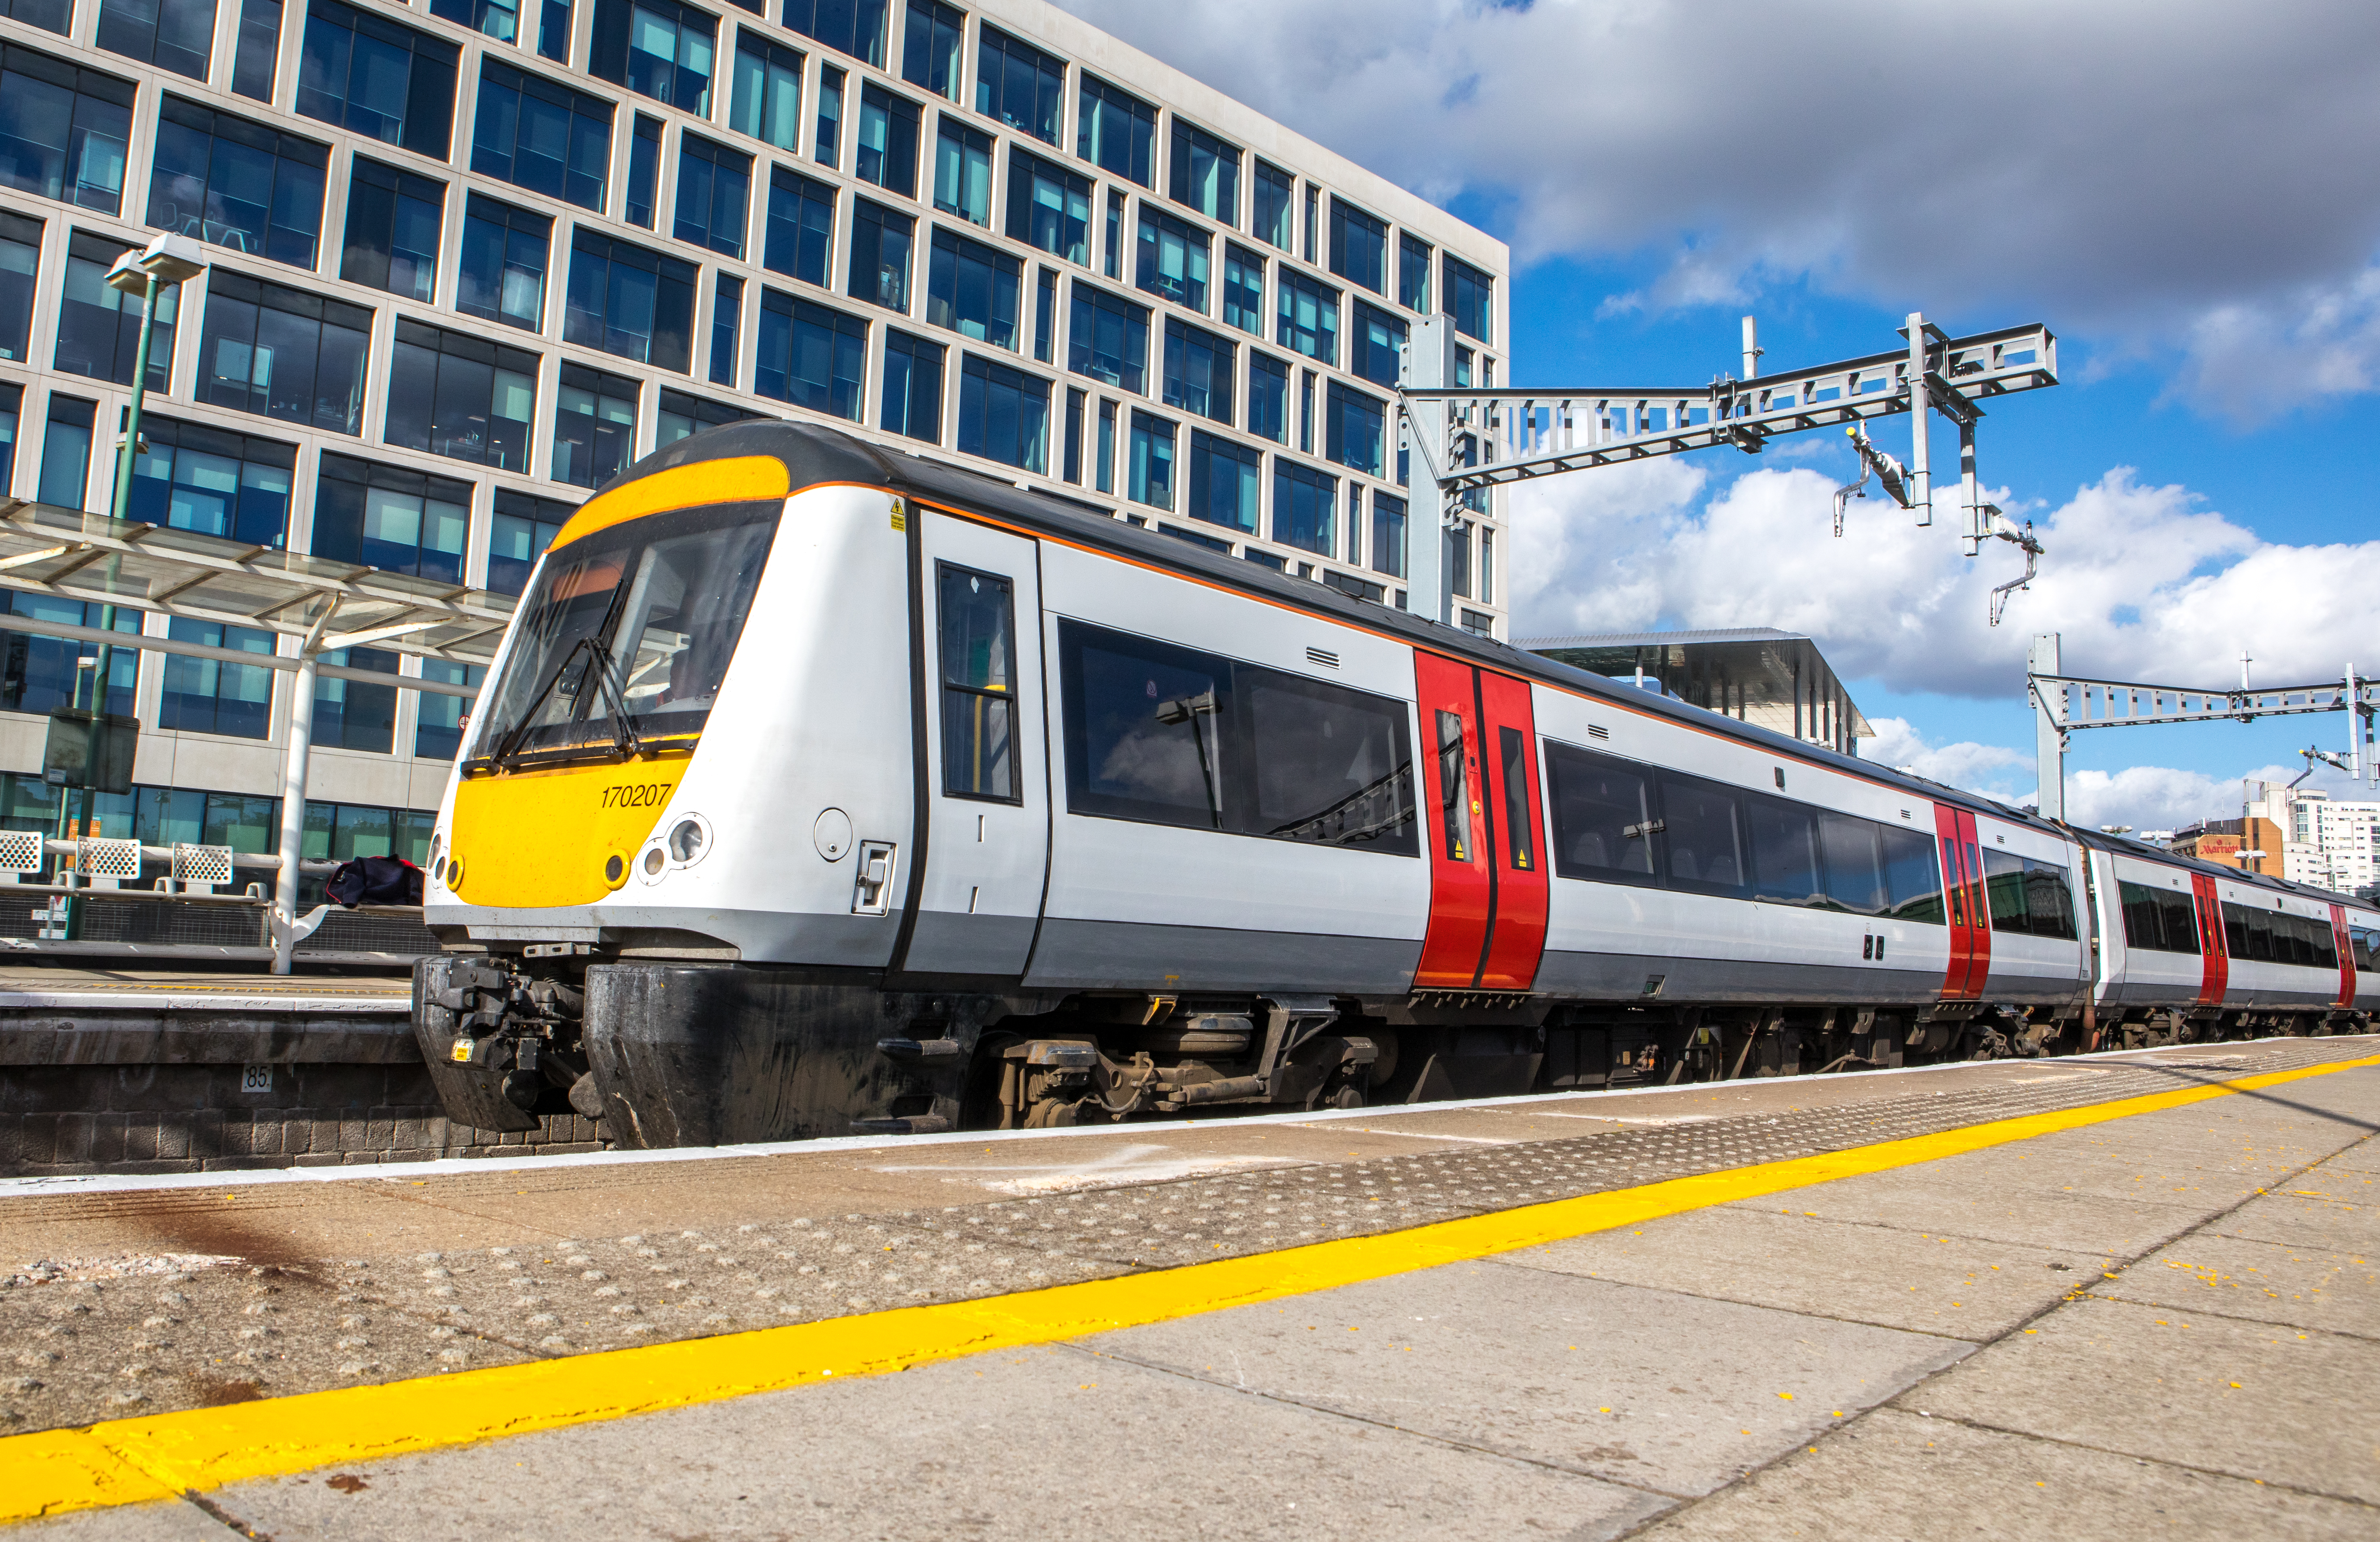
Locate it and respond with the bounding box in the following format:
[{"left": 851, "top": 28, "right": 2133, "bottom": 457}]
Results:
[{"left": 487, "top": 634, "right": 643, "bottom": 768}]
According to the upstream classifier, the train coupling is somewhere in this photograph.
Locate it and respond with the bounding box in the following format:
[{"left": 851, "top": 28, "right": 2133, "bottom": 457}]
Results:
[{"left": 412, "top": 954, "right": 589, "bottom": 1131}]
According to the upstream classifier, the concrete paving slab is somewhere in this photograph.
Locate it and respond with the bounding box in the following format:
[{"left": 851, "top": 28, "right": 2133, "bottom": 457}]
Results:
[
  {"left": 1504, "top": 1205, "right": 2099, "bottom": 1340},
  {"left": 2211, "top": 1185, "right": 2380, "bottom": 1255},
  {"left": 1080, "top": 1257, "right": 1969, "bottom": 1500},
  {"left": 11, "top": 1499, "right": 229, "bottom": 1541},
  {"left": 1906, "top": 1293, "right": 2380, "bottom": 1505},
  {"left": 1625, "top": 1406, "right": 2374, "bottom": 1541},
  {"left": 2105, "top": 1230, "right": 2380, "bottom": 1341},
  {"left": 1721, "top": 1161, "right": 2202, "bottom": 1258},
  {"left": 204, "top": 1344, "right": 1668, "bottom": 1542}
]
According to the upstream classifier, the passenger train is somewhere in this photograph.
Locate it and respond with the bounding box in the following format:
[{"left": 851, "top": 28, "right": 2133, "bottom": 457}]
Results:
[{"left": 410, "top": 422, "right": 2380, "bottom": 1146}]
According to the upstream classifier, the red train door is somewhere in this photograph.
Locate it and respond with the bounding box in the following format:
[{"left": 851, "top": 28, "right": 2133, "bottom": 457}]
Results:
[
  {"left": 2329, "top": 903, "right": 2355, "bottom": 1009},
  {"left": 1412, "top": 651, "right": 1548, "bottom": 990},
  {"left": 2191, "top": 874, "right": 2229, "bottom": 1007},
  {"left": 1933, "top": 807, "right": 1990, "bottom": 1000}
]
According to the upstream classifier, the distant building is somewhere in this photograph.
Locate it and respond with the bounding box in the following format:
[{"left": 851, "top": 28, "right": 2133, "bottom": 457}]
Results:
[
  {"left": 2243, "top": 782, "right": 2380, "bottom": 893},
  {"left": 2169, "top": 818, "right": 2246, "bottom": 869},
  {"left": 1517, "top": 627, "right": 1871, "bottom": 756}
]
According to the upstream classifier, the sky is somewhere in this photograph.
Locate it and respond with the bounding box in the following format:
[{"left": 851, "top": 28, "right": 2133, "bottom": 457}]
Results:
[{"left": 1053, "top": 0, "right": 2380, "bottom": 831}]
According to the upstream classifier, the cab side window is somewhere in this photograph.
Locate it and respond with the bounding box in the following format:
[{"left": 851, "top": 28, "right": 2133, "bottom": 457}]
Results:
[{"left": 936, "top": 562, "right": 1018, "bottom": 801}]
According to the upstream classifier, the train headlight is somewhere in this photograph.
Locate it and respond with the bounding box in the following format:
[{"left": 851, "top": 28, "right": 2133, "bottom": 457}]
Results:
[
  {"left": 642, "top": 847, "right": 666, "bottom": 878},
  {"left": 668, "top": 817, "right": 709, "bottom": 864},
  {"left": 429, "top": 831, "right": 444, "bottom": 873}
]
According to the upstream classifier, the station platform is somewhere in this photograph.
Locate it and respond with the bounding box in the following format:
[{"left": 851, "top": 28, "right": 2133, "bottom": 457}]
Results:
[{"left": 3, "top": 1036, "right": 2375, "bottom": 1539}]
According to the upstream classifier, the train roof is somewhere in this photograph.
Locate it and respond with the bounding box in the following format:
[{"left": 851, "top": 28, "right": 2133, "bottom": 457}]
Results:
[{"left": 611, "top": 419, "right": 2377, "bottom": 916}]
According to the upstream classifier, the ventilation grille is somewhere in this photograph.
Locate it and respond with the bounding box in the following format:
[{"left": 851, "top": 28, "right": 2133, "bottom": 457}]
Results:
[
  {"left": 1587, "top": 724, "right": 1610, "bottom": 740},
  {"left": 79, "top": 838, "right": 143, "bottom": 879},
  {"left": 0, "top": 830, "right": 41, "bottom": 874},
  {"left": 1305, "top": 647, "right": 1340, "bottom": 669},
  {"left": 173, "top": 843, "right": 236, "bottom": 887}
]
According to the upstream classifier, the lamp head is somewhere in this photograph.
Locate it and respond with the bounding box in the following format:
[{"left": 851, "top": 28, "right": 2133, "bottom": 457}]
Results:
[{"left": 104, "top": 233, "right": 207, "bottom": 295}]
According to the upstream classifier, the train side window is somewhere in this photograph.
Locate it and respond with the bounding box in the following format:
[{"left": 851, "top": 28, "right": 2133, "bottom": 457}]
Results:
[
  {"left": 1241, "top": 671, "right": 1415, "bottom": 853},
  {"left": 1982, "top": 847, "right": 2031, "bottom": 934},
  {"left": 2023, "top": 860, "right": 2077, "bottom": 940},
  {"left": 2122, "top": 883, "right": 2200, "bottom": 956},
  {"left": 1819, "top": 812, "right": 1886, "bottom": 916},
  {"left": 1745, "top": 795, "right": 1822, "bottom": 906},
  {"left": 1658, "top": 770, "right": 1746, "bottom": 897},
  {"left": 1498, "top": 725, "right": 1535, "bottom": 872},
  {"left": 1058, "top": 620, "right": 1228, "bottom": 828},
  {"left": 2245, "top": 905, "right": 2275, "bottom": 963},
  {"left": 2312, "top": 916, "right": 2339, "bottom": 971},
  {"left": 2222, "top": 900, "right": 2250, "bottom": 957},
  {"left": 1880, "top": 827, "right": 1943, "bottom": 924},
  {"left": 935, "top": 563, "right": 1019, "bottom": 802},
  {"left": 1434, "top": 710, "right": 1470, "bottom": 861},
  {"left": 1542, "top": 741, "right": 1655, "bottom": 884},
  {"left": 2355, "top": 925, "right": 2378, "bottom": 971}
]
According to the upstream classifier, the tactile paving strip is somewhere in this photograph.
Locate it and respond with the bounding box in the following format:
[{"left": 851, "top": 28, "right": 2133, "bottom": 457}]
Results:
[{"left": 3, "top": 1038, "right": 2369, "bottom": 1435}]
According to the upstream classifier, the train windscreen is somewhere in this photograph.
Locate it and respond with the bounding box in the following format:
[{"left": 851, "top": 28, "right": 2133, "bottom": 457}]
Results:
[{"left": 468, "top": 500, "right": 780, "bottom": 769}]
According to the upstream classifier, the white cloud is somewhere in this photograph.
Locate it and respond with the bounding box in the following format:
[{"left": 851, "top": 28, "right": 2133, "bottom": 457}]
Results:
[
  {"left": 1864, "top": 717, "right": 2028, "bottom": 791},
  {"left": 1054, "top": 0, "right": 2380, "bottom": 422},
  {"left": 1507, "top": 458, "right": 2380, "bottom": 700}
]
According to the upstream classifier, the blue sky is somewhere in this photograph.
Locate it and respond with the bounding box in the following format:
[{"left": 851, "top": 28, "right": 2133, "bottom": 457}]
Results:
[{"left": 1056, "top": 0, "right": 2380, "bottom": 827}]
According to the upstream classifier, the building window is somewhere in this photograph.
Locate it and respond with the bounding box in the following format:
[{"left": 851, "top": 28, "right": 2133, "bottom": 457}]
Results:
[
  {"left": 158, "top": 618, "right": 275, "bottom": 739},
  {"left": 1480, "top": 526, "right": 1493, "bottom": 604},
  {"left": 1033, "top": 267, "right": 1056, "bottom": 364},
  {"left": 551, "top": 361, "right": 637, "bottom": 488},
  {"left": 754, "top": 288, "right": 865, "bottom": 418},
  {"left": 484, "top": 486, "right": 570, "bottom": 594},
  {"left": 231, "top": 0, "right": 281, "bottom": 99},
  {"left": 957, "top": 355, "right": 1045, "bottom": 471},
  {"left": 1162, "top": 318, "right": 1232, "bottom": 425},
  {"left": 37, "top": 394, "right": 94, "bottom": 508},
  {"left": 855, "top": 82, "right": 920, "bottom": 198},
  {"left": 975, "top": 25, "right": 1061, "bottom": 145},
  {"left": 926, "top": 226, "right": 1019, "bottom": 349},
  {"left": 198, "top": 274, "right": 370, "bottom": 434},
  {"left": 1328, "top": 197, "right": 1386, "bottom": 294},
  {"left": 1094, "top": 398, "right": 1113, "bottom": 493},
  {"left": 1136, "top": 208, "right": 1209, "bottom": 313},
  {"left": 764, "top": 166, "right": 835, "bottom": 286},
  {"left": 1, "top": 0, "right": 74, "bottom": 34},
  {"left": 813, "top": 63, "right": 843, "bottom": 166},
  {"left": 847, "top": 197, "right": 913, "bottom": 311},
  {"left": 147, "top": 99, "right": 328, "bottom": 270},
  {"left": 385, "top": 318, "right": 537, "bottom": 471},
  {"left": 655, "top": 386, "right": 760, "bottom": 446},
  {"left": 785, "top": 0, "right": 886, "bottom": 68},
  {"left": 122, "top": 416, "right": 294, "bottom": 546},
  {"left": 1006, "top": 150, "right": 1089, "bottom": 266},
  {"left": 0, "top": 215, "right": 34, "bottom": 366},
  {"left": 56, "top": 233, "right": 177, "bottom": 393},
  {"left": 933, "top": 116, "right": 992, "bottom": 226},
  {"left": 535, "top": 0, "right": 567, "bottom": 59},
  {"left": 472, "top": 61, "right": 612, "bottom": 212},
  {"left": 624, "top": 113, "right": 661, "bottom": 227},
  {"left": 900, "top": 0, "right": 961, "bottom": 101},
  {"left": 1276, "top": 270, "right": 1338, "bottom": 365},
  {"left": 1062, "top": 385, "right": 1082, "bottom": 483},
  {"left": 880, "top": 328, "right": 943, "bottom": 442},
  {"left": 674, "top": 133, "right": 751, "bottom": 258},
  {"left": 1221, "top": 243, "right": 1263, "bottom": 337},
  {"left": 1251, "top": 159, "right": 1292, "bottom": 254},
  {"left": 1446, "top": 254, "right": 1492, "bottom": 343},
  {"left": 1067, "top": 281, "right": 1146, "bottom": 394},
  {"left": 340, "top": 157, "right": 444, "bottom": 303},
  {"left": 1350, "top": 300, "right": 1406, "bottom": 389},
  {"left": 455, "top": 192, "right": 549, "bottom": 330},
  {"left": 1298, "top": 368, "right": 1313, "bottom": 453},
  {"left": 0, "top": 46, "right": 136, "bottom": 215},
  {"left": 413, "top": 659, "right": 484, "bottom": 759},
  {"left": 1126, "top": 409, "right": 1173, "bottom": 511},
  {"left": 0, "top": 593, "right": 140, "bottom": 717},
  {"left": 1103, "top": 189, "right": 1122, "bottom": 279},
  {"left": 1170, "top": 122, "right": 1239, "bottom": 226},
  {"left": 1187, "top": 429, "right": 1257, "bottom": 535},
  {"left": 429, "top": 0, "right": 518, "bottom": 43},
  {"left": 1448, "top": 521, "right": 1471, "bottom": 598},
  {"left": 1077, "top": 75, "right": 1154, "bottom": 187},
  {"left": 709, "top": 272, "right": 740, "bottom": 385},
  {"left": 730, "top": 29, "right": 803, "bottom": 151},
  {"left": 1370, "top": 492, "right": 1404, "bottom": 579},
  {"left": 96, "top": 0, "right": 216, "bottom": 79},
  {"left": 1301, "top": 183, "right": 1317, "bottom": 263},
  {"left": 314, "top": 452, "right": 469, "bottom": 581},
  {"left": 1274, "top": 459, "right": 1334, "bottom": 556},
  {"left": 1326, "top": 379, "right": 1384, "bottom": 478},
  {"left": 589, "top": 0, "right": 715, "bottom": 114},
  {"left": 1398, "top": 232, "right": 1430, "bottom": 313},
  {"left": 564, "top": 228, "right": 697, "bottom": 371},
  {"left": 295, "top": 0, "right": 459, "bottom": 159},
  {"left": 1247, "top": 351, "right": 1288, "bottom": 444},
  {"left": 0, "top": 382, "right": 18, "bottom": 491},
  {"left": 312, "top": 644, "right": 399, "bottom": 753}
]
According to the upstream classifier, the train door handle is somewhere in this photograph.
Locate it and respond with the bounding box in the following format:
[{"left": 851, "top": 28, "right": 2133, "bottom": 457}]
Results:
[{"left": 852, "top": 841, "right": 897, "bottom": 915}]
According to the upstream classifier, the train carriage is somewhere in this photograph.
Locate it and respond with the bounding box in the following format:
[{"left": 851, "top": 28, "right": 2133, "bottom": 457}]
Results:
[{"left": 409, "top": 422, "right": 2378, "bottom": 1148}]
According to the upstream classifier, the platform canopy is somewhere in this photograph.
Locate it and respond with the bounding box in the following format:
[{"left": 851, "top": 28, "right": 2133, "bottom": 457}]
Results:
[
  {"left": 1517, "top": 626, "right": 1873, "bottom": 756},
  {"left": 0, "top": 497, "right": 516, "bottom": 665}
]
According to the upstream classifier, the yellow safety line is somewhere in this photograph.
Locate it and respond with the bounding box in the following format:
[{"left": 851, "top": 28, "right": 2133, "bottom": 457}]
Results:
[{"left": 6, "top": 1051, "right": 2374, "bottom": 1524}]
